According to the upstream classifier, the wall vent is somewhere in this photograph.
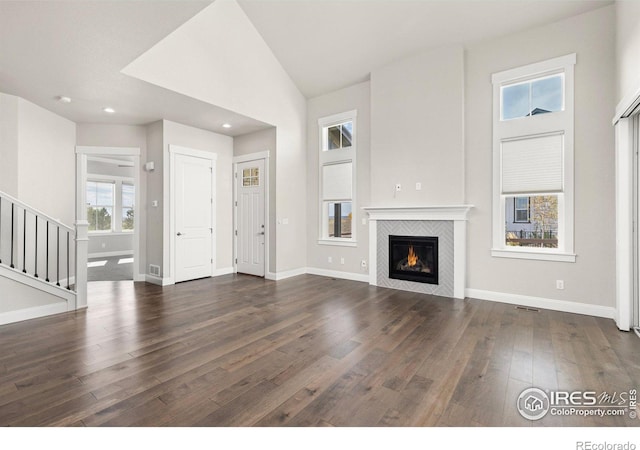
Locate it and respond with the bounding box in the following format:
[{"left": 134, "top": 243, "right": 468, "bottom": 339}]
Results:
[{"left": 149, "top": 264, "right": 161, "bottom": 277}]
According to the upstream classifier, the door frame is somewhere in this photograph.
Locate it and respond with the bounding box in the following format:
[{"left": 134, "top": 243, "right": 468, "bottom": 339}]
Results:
[
  {"left": 169, "top": 145, "right": 217, "bottom": 285},
  {"left": 233, "top": 151, "right": 270, "bottom": 277},
  {"left": 75, "top": 146, "right": 143, "bottom": 283}
]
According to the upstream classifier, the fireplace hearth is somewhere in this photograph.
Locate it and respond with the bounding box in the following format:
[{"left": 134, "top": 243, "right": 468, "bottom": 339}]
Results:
[{"left": 389, "top": 235, "right": 438, "bottom": 285}]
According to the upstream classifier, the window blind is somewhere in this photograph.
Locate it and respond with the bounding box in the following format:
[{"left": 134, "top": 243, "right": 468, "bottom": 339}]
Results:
[
  {"left": 501, "top": 133, "right": 563, "bottom": 194},
  {"left": 322, "top": 162, "right": 352, "bottom": 200}
]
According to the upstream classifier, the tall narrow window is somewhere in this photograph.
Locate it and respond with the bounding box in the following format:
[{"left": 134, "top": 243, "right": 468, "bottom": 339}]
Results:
[
  {"left": 86, "top": 180, "right": 114, "bottom": 232},
  {"left": 122, "top": 183, "right": 135, "bottom": 231},
  {"left": 492, "top": 54, "right": 576, "bottom": 262},
  {"left": 319, "top": 110, "right": 357, "bottom": 246}
]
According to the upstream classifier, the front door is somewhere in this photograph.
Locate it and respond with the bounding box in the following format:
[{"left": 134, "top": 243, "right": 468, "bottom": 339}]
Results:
[
  {"left": 175, "top": 153, "right": 213, "bottom": 283},
  {"left": 236, "top": 159, "right": 265, "bottom": 277}
]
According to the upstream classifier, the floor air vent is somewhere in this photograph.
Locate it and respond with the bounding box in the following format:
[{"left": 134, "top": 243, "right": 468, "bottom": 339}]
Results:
[
  {"left": 516, "top": 306, "right": 540, "bottom": 312},
  {"left": 149, "top": 264, "right": 161, "bottom": 277}
]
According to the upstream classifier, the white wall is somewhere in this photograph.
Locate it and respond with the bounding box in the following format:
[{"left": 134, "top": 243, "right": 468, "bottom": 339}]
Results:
[
  {"left": 145, "top": 120, "right": 164, "bottom": 276},
  {"left": 122, "top": 0, "right": 307, "bottom": 274},
  {"left": 0, "top": 93, "right": 19, "bottom": 197},
  {"left": 306, "top": 81, "right": 371, "bottom": 277},
  {"left": 88, "top": 233, "right": 133, "bottom": 257},
  {"left": 163, "top": 120, "right": 234, "bottom": 275},
  {"left": 616, "top": 0, "right": 640, "bottom": 104},
  {"left": 0, "top": 273, "right": 66, "bottom": 314},
  {"left": 16, "top": 97, "right": 76, "bottom": 225},
  {"left": 76, "top": 123, "right": 147, "bottom": 274},
  {"left": 234, "top": 127, "right": 277, "bottom": 273},
  {"left": 370, "top": 45, "right": 465, "bottom": 206},
  {"left": 465, "top": 5, "right": 616, "bottom": 308}
]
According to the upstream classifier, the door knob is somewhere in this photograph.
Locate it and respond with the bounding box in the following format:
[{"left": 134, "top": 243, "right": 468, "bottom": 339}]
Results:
[{"left": 177, "top": 232, "right": 184, "bottom": 236}]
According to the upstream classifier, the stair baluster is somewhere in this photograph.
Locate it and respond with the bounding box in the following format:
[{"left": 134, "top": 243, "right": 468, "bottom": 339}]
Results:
[
  {"left": 10, "top": 203, "right": 14, "bottom": 269},
  {"left": 34, "top": 216, "right": 38, "bottom": 278},
  {"left": 46, "top": 221, "right": 50, "bottom": 282},
  {"left": 22, "top": 209, "right": 27, "bottom": 273},
  {"left": 56, "top": 227, "right": 60, "bottom": 287},
  {"left": 66, "top": 231, "right": 70, "bottom": 290}
]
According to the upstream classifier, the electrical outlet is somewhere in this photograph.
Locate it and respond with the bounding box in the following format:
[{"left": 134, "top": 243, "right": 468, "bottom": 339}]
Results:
[
  {"left": 395, "top": 183, "right": 402, "bottom": 192},
  {"left": 415, "top": 182, "right": 422, "bottom": 191},
  {"left": 556, "top": 280, "right": 564, "bottom": 290},
  {"left": 361, "top": 259, "right": 367, "bottom": 268},
  {"left": 340, "top": 257, "right": 345, "bottom": 265},
  {"left": 328, "top": 256, "right": 332, "bottom": 263}
]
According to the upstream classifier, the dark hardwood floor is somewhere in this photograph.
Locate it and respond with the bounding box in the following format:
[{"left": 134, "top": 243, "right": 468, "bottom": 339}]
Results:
[{"left": 0, "top": 274, "right": 638, "bottom": 427}]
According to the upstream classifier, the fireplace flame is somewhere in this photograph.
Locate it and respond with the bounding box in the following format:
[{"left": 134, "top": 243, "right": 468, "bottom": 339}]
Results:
[{"left": 407, "top": 246, "right": 418, "bottom": 267}]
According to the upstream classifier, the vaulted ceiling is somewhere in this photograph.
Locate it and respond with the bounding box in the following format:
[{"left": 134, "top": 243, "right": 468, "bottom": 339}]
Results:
[{"left": 0, "top": 0, "right": 612, "bottom": 135}]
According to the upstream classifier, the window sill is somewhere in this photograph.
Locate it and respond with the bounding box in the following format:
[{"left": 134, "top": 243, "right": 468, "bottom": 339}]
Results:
[
  {"left": 318, "top": 239, "right": 357, "bottom": 248},
  {"left": 89, "top": 231, "right": 134, "bottom": 237},
  {"left": 491, "top": 248, "right": 576, "bottom": 263}
]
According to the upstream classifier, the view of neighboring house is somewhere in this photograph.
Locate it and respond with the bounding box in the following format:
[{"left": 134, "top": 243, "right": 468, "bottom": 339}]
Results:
[{"left": 505, "top": 195, "right": 559, "bottom": 248}]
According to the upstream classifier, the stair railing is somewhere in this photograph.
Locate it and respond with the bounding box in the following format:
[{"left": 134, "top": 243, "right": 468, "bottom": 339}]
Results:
[{"left": 0, "top": 191, "right": 80, "bottom": 298}]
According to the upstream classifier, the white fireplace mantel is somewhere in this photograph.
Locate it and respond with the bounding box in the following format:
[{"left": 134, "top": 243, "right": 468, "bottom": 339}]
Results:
[
  {"left": 362, "top": 205, "right": 473, "bottom": 221},
  {"left": 363, "top": 205, "right": 473, "bottom": 299}
]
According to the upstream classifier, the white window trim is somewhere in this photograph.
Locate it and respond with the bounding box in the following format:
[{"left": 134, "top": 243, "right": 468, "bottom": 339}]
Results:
[
  {"left": 318, "top": 110, "right": 357, "bottom": 246},
  {"left": 491, "top": 53, "right": 576, "bottom": 262}
]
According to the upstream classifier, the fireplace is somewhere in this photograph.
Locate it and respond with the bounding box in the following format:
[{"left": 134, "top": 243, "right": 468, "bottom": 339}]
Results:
[{"left": 388, "top": 235, "right": 438, "bottom": 285}]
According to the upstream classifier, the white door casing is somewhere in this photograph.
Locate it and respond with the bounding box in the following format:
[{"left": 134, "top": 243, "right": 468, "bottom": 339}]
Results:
[
  {"left": 173, "top": 150, "right": 214, "bottom": 283},
  {"left": 236, "top": 159, "right": 265, "bottom": 277}
]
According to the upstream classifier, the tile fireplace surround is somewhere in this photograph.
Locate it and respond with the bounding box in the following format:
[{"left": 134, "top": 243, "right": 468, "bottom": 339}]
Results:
[{"left": 362, "top": 206, "right": 473, "bottom": 299}]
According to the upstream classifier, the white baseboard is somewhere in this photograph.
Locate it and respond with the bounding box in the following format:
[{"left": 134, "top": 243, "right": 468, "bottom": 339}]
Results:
[
  {"left": 306, "top": 267, "right": 369, "bottom": 283},
  {"left": 0, "top": 302, "right": 69, "bottom": 326},
  {"left": 145, "top": 274, "right": 173, "bottom": 286},
  {"left": 263, "top": 267, "right": 368, "bottom": 283},
  {"left": 214, "top": 267, "right": 234, "bottom": 277},
  {"left": 133, "top": 273, "right": 145, "bottom": 282},
  {"left": 265, "top": 267, "right": 307, "bottom": 281},
  {"left": 465, "top": 288, "right": 615, "bottom": 319},
  {"left": 88, "top": 250, "right": 133, "bottom": 259}
]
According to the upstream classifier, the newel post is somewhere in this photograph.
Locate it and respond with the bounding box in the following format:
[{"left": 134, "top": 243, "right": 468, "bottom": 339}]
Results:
[{"left": 75, "top": 220, "right": 89, "bottom": 309}]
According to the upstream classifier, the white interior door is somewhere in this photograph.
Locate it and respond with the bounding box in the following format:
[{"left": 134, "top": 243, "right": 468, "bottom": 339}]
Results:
[
  {"left": 236, "top": 159, "right": 265, "bottom": 277},
  {"left": 175, "top": 153, "right": 213, "bottom": 283}
]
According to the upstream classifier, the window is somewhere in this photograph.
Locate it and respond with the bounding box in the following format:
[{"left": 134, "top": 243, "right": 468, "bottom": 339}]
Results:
[
  {"left": 492, "top": 54, "right": 576, "bottom": 262},
  {"left": 87, "top": 180, "right": 114, "bottom": 232},
  {"left": 87, "top": 178, "right": 135, "bottom": 233},
  {"left": 501, "top": 73, "right": 564, "bottom": 120},
  {"left": 242, "top": 167, "right": 260, "bottom": 186},
  {"left": 513, "top": 197, "right": 530, "bottom": 223},
  {"left": 319, "top": 110, "right": 357, "bottom": 246},
  {"left": 122, "top": 183, "right": 135, "bottom": 231}
]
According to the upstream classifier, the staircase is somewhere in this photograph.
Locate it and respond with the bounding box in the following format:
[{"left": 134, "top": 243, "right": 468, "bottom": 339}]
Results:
[{"left": 0, "top": 191, "right": 87, "bottom": 325}]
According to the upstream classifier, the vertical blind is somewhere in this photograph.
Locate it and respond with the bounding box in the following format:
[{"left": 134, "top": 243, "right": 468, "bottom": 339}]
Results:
[{"left": 501, "top": 133, "right": 564, "bottom": 194}]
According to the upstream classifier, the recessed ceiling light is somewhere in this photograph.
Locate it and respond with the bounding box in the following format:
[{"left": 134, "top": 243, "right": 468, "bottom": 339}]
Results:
[
  {"left": 222, "top": 123, "right": 232, "bottom": 129},
  {"left": 103, "top": 107, "right": 115, "bottom": 114}
]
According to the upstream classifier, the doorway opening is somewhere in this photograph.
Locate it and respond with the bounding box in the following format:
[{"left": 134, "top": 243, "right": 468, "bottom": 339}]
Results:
[{"left": 76, "top": 147, "right": 142, "bottom": 301}]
